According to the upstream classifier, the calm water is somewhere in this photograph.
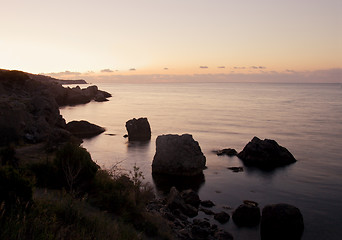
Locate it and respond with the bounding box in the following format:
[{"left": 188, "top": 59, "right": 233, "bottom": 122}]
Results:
[{"left": 60, "top": 82, "right": 342, "bottom": 240}]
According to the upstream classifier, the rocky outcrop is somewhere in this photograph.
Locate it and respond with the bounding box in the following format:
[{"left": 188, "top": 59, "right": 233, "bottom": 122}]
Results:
[
  {"left": 146, "top": 187, "right": 233, "bottom": 240},
  {"left": 53, "top": 85, "right": 111, "bottom": 106},
  {"left": 66, "top": 120, "right": 105, "bottom": 139},
  {"left": 214, "top": 211, "right": 230, "bottom": 224},
  {"left": 215, "top": 148, "right": 237, "bottom": 156},
  {"left": 261, "top": 203, "right": 304, "bottom": 240},
  {"left": 167, "top": 187, "right": 198, "bottom": 218},
  {"left": 152, "top": 134, "right": 206, "bottom": 176},
  {"left": 125, "top": 117, "right": 151, "bottom": 141},
  {"left": 232, "top": 200, "right": 261, "bottom": 227},
  {"left": 0, "top": 69, "right": 110, "bottom": 146},
  {"left": 237, "top": 136, "right": 297, "bottom": 169},
  {"left": 0, "top": 70, "right": 69, "bottom": 145}
]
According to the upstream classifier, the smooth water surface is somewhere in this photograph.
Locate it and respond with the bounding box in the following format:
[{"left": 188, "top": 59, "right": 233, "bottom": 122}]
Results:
[{"left": 60, "top": 82, "right": 342, "bottom": 240}]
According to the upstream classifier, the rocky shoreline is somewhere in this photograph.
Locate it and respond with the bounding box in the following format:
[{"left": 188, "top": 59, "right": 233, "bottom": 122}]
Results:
[
  {"left": 0, "top": 69, "right": 110, "bottom": 146},
  {"left": 1, "top": 70, "right": 304, "bottom": 239}
]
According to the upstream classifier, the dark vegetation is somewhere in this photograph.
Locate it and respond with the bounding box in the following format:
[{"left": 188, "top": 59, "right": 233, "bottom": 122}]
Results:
[{"left": 0, "top": 143, "right": 172, "bottom": 240}]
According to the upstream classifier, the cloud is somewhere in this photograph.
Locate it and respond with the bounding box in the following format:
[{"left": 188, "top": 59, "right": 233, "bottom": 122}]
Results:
[
  {"left": 101, "top": 68, "right": 114, "bottom": 73},
  {"left": 58, "top": 70, "right": 82, "bottom": 75},
  {"left": 164, "top": 68, "right": 169, "bottom": 70},
  {"left": 200, "top": 66, "right": 208, "bottom": 69},
  {"left": 258, "top": 66, "right": 266, "bottom": 69},
  {"left": 217, "top": 66, "right": 225, "bottom": 69},
  {"left": 234, "top": 66, "right": 246, "bottom": 69},
  {"left": 129, "top": 68, "right": 136, "bottom": 71}
]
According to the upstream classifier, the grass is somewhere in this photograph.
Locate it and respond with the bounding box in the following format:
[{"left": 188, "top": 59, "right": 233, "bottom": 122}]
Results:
[{"left": 0, "top": 143, "right": 173, "bottom": 240}]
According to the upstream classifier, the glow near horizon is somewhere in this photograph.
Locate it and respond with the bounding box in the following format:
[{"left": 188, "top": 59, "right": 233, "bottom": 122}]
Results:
[{"left": 0, "top": 0, "right": 341, "bottom": 76}]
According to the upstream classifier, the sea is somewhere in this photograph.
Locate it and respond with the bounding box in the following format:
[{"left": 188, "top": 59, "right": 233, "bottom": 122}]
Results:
[{"left": 60, "top": 82, "right": 342, "bottom": 240}]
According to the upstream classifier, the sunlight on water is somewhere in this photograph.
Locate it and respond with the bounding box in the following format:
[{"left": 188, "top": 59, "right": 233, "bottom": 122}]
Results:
[{"left": 60, "top": 83, "right": 342, "bottom": 240}]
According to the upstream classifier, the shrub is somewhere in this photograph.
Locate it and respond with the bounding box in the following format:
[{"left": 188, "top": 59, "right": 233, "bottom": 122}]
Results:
[
  {"left": 0, "top": 166, "right": 33, "bottom": 209},
  {"left": 0, "top": 145, "right": 18, "bottom": 167},
  {"left": 54, "top": 143, "right": 99, "bottom": 193}
]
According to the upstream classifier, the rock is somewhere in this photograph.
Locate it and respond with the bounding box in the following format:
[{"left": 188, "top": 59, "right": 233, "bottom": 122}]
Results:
[
  {"left": 66, "top": 120, "right": 105, "bottom": 138},
  {"left": 227, "top": 166, "right": 244, "bottom": 172},
  {"left": 191, "top": 225, "right": 210, "bottom": 239},
  {"left": 237, "top": 136, "right": 297, "bottom": 169},
  {"left": 214, "top": 211, "right": 230, "bottom": 224},
  {"left": 125, "top": 117, "right": 151, "bottom": 141},
  {"left": 261, "top": 203, "right": 304, "bottom": 240},
  {"left": 199, "top": 207, "right": 215, "bottom": 215},
  {"left": 232, "top": 202, "right": 261, "bottom": 227},
  {"left": 200, "top": 200, "right": 215, "bottom": 208},
  {"left": 216, "top": 148, "right": 237, "bottom": 156},
  {"left": 180, "top": 189, "right": 201, "bottom": 208},
  {"left": 166, "top": 187, "right": 198, "bottom": 218},
  {"left": 152, "top": 134, "right": 206, "bottom": 176},
  {"left": 214, "top": 229, "right": 234, "bottom": 240}
]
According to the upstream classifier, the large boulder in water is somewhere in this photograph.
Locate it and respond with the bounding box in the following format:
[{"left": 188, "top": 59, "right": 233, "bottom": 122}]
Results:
[
  {"left": 261, "top": 203, "right": 304, "bottom": 240},
  {"left": 66, "top": 120, "right": 105, "bottom": 139},
  {"left": 232, "top": 201, "right": 261, "bottom": 227},
  {"left": 152, "top": 134, "right": 206, "bottom": 176},
  {"left": 125, "top": 117, "right": 151, "bottom": 141},
  {"left": 237, "top": 136, "right": 296, "bottom": 169}
]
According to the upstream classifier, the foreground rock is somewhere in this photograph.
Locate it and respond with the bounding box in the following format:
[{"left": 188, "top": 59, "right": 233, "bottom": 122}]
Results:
[
  {"left": 146, "top": 187, "right": 233, "bottom": 240},
  {"left": 66, "top": 120, "right": 105, "bottom": 139},
  {"left": 261, "top": 203, "right": 304, "bottom": 240},
  {"left": 125, "top": 117, "right": 151, "bottom": 141},
  {"left": 232, "top": 200, "right": 261, "bottom": 227},
  {"left": 237, "top": 136, "right": 297, "bottom": 169},
  {"left": 152, "top": 134, "right": 206, "bottom": 176}
]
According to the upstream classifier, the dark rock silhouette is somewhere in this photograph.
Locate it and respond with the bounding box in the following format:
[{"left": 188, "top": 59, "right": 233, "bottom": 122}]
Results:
[
  {"left": 66, "top": 120, "right": 105, "bottom": 139},
  {"left": 125, "top": 117, "right": 151, "bottom": 141},
  {"left": 232, "top": 201, "right": 261, "bottom": 227},
  {"left": 261, "top": 203, "right": 304, "bottom": 240},
  {"left": 0, "top": 69, "right": 110, "bottom": 146},
  {"left": 214, "top": 211, "right": 230, "bottom": 224},
  {"left": 166, "top": 187, "right": 198, "bottom": 218},
  {"left": 238, "top": 136, "right": 296, "bottom": 169},
  {"left": 180, "top": 189, "right": 201, "bottom": 208},
  {"left": 215, "top": 148, "right": 237, "bottom": 156},
  {"left": 200, "top": 200, "right": 215, "bottom": 208},
  {"left": 152, "top": 134, "right": 206, "bottom": 176},
  {"left": 147, "top": 187, "right": 234, "bottom": 240}
]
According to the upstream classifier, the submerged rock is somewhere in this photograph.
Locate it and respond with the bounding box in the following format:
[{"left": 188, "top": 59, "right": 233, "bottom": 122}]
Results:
[
  {"left": 66, "top": 120, "right": 105, "bottom": 138},
  {"left": 152, "top": 134, "right": 206, "bottom": 176},
  {"left": 125, "top": 117, "right": 151, "bottom": 141},
  {"left": 237, "top": 136, "right": 297, "bottom": 169},
  {"left": 261, "top": 203, "right": 304, "bottom": 240}
]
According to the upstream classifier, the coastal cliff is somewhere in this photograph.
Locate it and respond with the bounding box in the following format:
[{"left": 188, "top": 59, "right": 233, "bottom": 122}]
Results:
[{"left": 0, "top": 69, "right": 111, "bottom": 145}]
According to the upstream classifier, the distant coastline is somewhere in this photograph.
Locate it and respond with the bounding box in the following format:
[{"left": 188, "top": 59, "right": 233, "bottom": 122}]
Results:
[{"left": 27, "top": 72, "right": 88, "bottom": 85}]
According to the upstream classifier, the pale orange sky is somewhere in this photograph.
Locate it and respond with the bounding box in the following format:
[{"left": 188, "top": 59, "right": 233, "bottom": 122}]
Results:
[{"left": 1, "top": 0, "right": 341, "bottom": 81}]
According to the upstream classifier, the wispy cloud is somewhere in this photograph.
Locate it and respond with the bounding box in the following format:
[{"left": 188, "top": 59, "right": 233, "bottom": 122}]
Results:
[
  {"left": 101, "top": 68, "right": 114, "bottom": 73},
  {"left": 217, "top": 66, "right": 225, "bottom": 69},
  {"left": 200, "top": 66, "right": 208, "bottom": 69},
  {"left": 129, "top": 68, "right": 136, "bottom": 71},
  {"left": 234, "top": 66, "right": 246, "bottom": 69}
]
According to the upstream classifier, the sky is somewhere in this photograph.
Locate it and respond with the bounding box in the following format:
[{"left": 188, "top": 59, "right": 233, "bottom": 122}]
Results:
[{"left": 1, "top": 0, "right": 341, "bottom": 82}]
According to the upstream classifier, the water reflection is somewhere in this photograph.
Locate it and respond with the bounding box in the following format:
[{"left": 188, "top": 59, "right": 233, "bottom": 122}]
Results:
[
  {"left": 152, "top": 173, "right": 205, "bottom": 196},
  {"left": 126, "top": 140, "right": 151, "bottom": 150}
]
